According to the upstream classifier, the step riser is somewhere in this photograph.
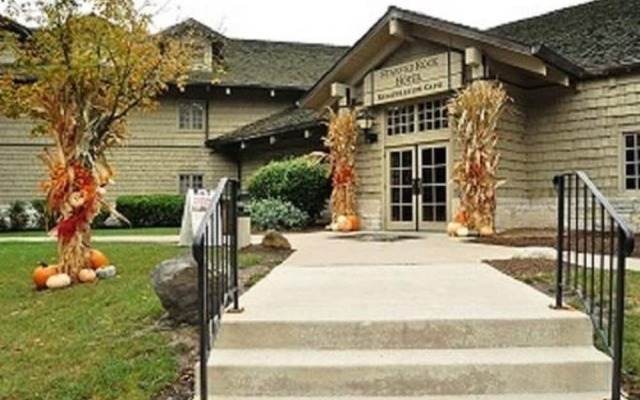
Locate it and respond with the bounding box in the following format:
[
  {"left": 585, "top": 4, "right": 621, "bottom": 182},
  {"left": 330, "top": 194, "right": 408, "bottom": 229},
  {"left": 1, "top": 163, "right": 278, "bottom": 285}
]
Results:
[
  {"left": 216, "top": 318, "right": 594, "bottom": 349},
  {"left": 208, "top": 362, "right": 611, "bottom": 396}
]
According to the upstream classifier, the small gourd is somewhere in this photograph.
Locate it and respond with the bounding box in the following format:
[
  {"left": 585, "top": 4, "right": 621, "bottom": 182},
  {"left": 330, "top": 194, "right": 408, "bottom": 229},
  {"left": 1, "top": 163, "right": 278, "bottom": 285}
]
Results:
[
  {"left": 33, "top": 262, "right": 59, "bottom": 289},
  {"left": 78, "top": 268, "right": 97, "bottom": 283},
  {"left": 96, "top": 265, "right": 117, "bottom": 280},
  {"left": 447, "top": 222, "right": 462, "bottom": 236},
  {"left": 88, "top": 249, "right": 110, "bottom": 270},
  {"left": 455, "top": 226, "right": 470, "bottom": 237},
  {"left": 46, "top": 273, "right": 71, "bottom": 290}
]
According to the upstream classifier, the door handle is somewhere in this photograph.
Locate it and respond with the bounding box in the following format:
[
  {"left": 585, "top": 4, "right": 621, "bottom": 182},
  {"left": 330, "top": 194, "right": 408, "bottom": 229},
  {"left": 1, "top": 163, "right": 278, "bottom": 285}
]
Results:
[{"left": 412, "top": 178, "right": 422, "bottom": 196}]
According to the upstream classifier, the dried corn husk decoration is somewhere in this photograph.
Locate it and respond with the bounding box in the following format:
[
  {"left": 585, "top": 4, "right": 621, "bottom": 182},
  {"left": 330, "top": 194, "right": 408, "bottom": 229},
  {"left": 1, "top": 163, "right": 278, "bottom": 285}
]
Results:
[
  {"left": 324, "top": 108, "right": 359, "bottom": 223},
  {"left": 448, "top": 80, "right": 510, "bottom": 235}
]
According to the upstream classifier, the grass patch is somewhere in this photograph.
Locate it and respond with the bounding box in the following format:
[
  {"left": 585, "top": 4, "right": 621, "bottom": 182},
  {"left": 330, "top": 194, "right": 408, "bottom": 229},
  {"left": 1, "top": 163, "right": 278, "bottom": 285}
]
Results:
[
  {"left": 485, "top": 258, "right": 640, "bottom": 398},
  {"left": 0, "top": 241, "right": 292, "bottom": 399},
  {"left": 0, "top": 242, "right": 184, "bottom": 400},
  {"left": 0, "top": 227, "right": 179, "bottom": 238}
]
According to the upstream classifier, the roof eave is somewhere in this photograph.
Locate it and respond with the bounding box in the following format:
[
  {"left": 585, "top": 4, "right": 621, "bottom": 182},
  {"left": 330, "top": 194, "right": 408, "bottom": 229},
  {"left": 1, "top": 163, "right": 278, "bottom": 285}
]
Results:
[
  {"left": 207, "top": 120, "right": 324, "bottom": 148},
  {"left": 531, "top": 44, "right": 586, "bottom": 78}
]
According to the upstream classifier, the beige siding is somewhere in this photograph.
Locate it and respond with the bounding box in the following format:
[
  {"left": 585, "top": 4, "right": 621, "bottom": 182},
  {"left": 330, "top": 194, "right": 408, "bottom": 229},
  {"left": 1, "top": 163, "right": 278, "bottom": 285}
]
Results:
[
  {"left": 209, "top": 94, "right": 293, "bottom": 138},
  {"left": 0, "top": 90, "right": 297, "bottom": 204},
  {"left": 355, "top": 135, "right": 384, "bottom": 230},
  {"left": 107, "top": 146, "right": 235, "bottom": 199},
  {"left": 526, "top": 73, "right": 640, "bottom": 198},
  {"left": 0, "top": 144, "right": 47, "bottom": 204},
  {"left": 495, "top": 85, "right": 528, "bottom": 198}
]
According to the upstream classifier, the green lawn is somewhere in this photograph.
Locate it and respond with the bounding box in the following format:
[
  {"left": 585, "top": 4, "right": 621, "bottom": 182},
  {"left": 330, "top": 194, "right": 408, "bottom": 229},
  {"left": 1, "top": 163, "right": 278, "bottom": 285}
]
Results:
[
  {"left": 0, "top": 227, "right": 179, "bottom": 237},
  {"left": 0, "top": 242, "right": 185, "bottom": 400}
]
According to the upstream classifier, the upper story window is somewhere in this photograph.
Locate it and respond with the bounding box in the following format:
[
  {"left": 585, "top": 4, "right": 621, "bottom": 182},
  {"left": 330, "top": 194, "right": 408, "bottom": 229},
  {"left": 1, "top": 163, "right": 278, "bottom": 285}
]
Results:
[
  {"left": 191, "top": 44, "right": 207, "bottom": 65},
  {"left": 386, "top": 97, "right": 449, "bottom": 136},
  {"left": 624, "top": 132, "right": 640, "bottom": 189},
  {"left": 178, "top": 101, "right": 205, "bottom": 131}
]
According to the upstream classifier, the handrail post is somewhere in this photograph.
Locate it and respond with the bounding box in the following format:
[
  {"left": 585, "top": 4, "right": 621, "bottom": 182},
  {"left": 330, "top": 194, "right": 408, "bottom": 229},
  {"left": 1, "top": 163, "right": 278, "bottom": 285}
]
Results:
[
  {"left": 231, "top": 180, "right": 240, "bottom": 311},
  {"left": 612, "top": 228, "right": 627, "bottom": 400},
  {"left": 554, "top": 175, "right": 565, "bottom": 309},
  {"left": 193, "top": 236, "right": 207, "bottom": 400}
]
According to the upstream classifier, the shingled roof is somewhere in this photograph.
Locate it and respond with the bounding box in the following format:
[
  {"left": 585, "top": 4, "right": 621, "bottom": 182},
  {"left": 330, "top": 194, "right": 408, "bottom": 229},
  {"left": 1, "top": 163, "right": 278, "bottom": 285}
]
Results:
[
  {"left": 162, "top": 18, "right": 347, "bottom": 90},
  {"left": 210, "top": 107, "right": 322, "bottom": 145},
  {"left": 489, "top": 0, "right": 640, "bottom": 74}
]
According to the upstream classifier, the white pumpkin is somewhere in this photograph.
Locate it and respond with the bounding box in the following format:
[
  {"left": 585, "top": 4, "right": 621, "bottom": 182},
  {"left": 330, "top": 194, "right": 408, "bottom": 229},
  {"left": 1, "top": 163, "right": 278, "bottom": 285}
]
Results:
[
  {"left": 78, "top": 268, "right": 97, "bottom": 283},
  {"left": 479, "top": 225, "right": 494, "bottom": 237},
  {"left": 46, "top": 273, "right": 71, "bottom": 289},
  {"left": 447, "top": 222, "right": 462, "bottom": 236},
  {"left": 455, "top": 226, "right": 470, "bottom": 237}
]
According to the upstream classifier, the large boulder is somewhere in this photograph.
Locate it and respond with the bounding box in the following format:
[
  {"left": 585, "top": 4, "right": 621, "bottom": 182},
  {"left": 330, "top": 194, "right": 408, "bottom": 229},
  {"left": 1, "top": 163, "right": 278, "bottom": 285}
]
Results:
[
  {"left": 261, "top": 230, "right": 291, "bottom": 250},
  {"left": 151, "top": 255, "right": 199, "bottom": 324}
]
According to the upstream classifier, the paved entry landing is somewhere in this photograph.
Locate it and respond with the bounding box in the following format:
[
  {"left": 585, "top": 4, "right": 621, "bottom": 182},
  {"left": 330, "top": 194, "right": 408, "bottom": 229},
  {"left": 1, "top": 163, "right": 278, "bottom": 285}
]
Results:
[{"left": 204, "top": 232, "right": 611, "bottom": 399}]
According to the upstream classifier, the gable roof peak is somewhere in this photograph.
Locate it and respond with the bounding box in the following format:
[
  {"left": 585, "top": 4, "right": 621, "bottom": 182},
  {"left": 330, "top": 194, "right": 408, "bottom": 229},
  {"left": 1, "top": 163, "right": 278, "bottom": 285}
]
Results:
[{"left": 160, "top": 17, "right": 226, "bottom": 41}]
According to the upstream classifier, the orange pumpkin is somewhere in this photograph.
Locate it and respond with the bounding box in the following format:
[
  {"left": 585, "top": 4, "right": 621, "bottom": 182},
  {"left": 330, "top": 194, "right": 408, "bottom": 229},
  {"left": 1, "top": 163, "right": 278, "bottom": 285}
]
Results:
[
  {"left": 336, "top": 215, "right": 353, "bottom": 232},
  {"left": 453, "top": 209, "right": 468, "bottom": 225},
  {"left": 88, "top": 249, "right": 110, "bottom": 270},
  {"left": 33, "top": 263, "right": 59, "bottom": 289},
  {"left": 347, "top": 215, "right": 360, "bottom": 231}
]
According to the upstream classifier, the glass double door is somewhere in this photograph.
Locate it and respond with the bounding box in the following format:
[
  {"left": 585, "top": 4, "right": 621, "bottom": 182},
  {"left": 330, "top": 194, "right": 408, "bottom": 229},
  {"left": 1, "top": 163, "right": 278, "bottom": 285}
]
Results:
[{"left": 387, "top": 145, "right": 448, "bottom": 231}]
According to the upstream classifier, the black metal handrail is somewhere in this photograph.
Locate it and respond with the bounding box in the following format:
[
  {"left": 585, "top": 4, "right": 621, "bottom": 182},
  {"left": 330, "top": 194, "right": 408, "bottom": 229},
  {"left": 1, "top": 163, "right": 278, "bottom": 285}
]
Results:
[
  {"left": 554, "top": 171, "right": 635, "bottom": 400},
  {"left": 191, "top": 178, "right": 240, "bottom": 399}
]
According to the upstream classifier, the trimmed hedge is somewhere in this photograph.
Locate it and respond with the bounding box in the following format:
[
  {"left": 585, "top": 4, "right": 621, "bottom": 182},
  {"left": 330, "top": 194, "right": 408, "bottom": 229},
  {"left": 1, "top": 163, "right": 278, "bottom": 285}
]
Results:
[
  {"left": 246, "top": 157, "right": 330, "bottom": 219},
  {"left": 116, "top": 194, "right": 185, "bottom": 228}
]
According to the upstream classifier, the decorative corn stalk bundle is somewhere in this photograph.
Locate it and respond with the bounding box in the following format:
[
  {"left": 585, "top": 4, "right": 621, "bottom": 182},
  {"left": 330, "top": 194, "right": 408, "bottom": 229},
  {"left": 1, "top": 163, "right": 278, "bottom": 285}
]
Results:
[
  {"left": 448, "top": 80, "right": 510, "bottom": 236},
  {"left": 324, "top": 108, "right": 360, "bottom": 231},
  {"left": 0, "top": 0, "right": 193, "bottom": 287}
]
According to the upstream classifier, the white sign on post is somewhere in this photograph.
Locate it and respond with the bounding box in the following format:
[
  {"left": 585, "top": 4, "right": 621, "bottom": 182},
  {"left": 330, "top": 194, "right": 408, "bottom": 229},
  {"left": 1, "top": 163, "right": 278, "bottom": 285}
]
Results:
[{"left": 179, "top": 188, "right": 219, "bottom": 247}]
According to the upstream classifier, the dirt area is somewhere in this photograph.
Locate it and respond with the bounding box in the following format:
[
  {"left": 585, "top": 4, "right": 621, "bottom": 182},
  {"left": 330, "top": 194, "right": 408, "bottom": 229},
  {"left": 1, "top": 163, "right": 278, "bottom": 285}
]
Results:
[
  {"left": 485, "top": 258, "right": 557, "bottom": 296},
  {"left": 153, "top": 244, "right": 292, "bottom": 400},
  {"left": 474, "top": 228, "right": 640, "bottom": 258}
]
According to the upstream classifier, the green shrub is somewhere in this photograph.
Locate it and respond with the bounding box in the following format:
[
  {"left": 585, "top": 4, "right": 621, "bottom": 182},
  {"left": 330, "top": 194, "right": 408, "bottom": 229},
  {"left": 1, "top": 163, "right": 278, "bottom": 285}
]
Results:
[
  {"left": 246, "top": 157, "right": 330, "bottom": 219},
  {"left": 91, "top": 209, "right": 111, "bottom": 228},
  {"left": 8, "top": 201, "right": 28, "bottom": 231},
  {"left": 248, "top": 198, "right": 309, "bottom": 231},
  {"left": 0, "top": 209, "right": 8, "bottom": 231},
  {"left": 116, "top": 194, "right": 185, "bottom": 228},
  {"left": 31, "top": 199, "right": 49, "bottom": 229}
]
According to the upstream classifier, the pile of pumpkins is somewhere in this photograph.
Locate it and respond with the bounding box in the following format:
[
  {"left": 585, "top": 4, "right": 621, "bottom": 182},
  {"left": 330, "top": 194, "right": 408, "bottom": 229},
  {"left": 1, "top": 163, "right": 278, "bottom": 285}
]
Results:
[
  {"left": 447, "top": 209, "right": 494, "bottom": 237},
  {"left": 32, "top": 249, "right": 114, "bottom": 290},
  {"left": 331, "top": 214, "right": 360, "bottom": 232}
]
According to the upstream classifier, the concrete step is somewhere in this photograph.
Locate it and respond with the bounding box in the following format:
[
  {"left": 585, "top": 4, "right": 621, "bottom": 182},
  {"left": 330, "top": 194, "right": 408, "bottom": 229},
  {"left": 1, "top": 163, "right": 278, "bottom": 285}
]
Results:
[
  {"left": 206, "top": 346, "right": 611, "bottom": 397},
  {"left": 207, "top": 394, "right": 611, "bottom": 400},
  {"left": 215, "top": 316, "right": 594, "bottom": 350}
]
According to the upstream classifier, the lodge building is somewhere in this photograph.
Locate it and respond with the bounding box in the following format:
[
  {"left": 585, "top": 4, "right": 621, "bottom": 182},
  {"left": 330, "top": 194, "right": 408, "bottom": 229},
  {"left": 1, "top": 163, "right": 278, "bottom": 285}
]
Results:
[{"left": 2, "top": 0, "right": 640, "bottom": 232}]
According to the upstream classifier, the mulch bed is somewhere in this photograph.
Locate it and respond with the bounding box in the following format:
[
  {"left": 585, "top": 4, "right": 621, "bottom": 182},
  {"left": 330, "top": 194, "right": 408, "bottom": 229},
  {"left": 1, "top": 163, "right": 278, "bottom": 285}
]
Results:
[
  {"left": 474, "top": 228, "right": 640, "bottom": 258},
  {"left": 485, "top": 258, "right": 557, "bottom": 295}
]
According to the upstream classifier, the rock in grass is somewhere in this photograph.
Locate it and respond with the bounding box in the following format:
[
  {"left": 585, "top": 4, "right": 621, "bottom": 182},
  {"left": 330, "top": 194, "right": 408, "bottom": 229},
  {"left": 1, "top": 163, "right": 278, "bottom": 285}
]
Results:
[
  {"left": 512, "top": 247, "right": 557, "bottom": 260},
  {"left": 261, "top": 230, "right": 291, "bottom": 250},
  {"left": 151, "top": 255, "right": 198, "bottom": 325}
]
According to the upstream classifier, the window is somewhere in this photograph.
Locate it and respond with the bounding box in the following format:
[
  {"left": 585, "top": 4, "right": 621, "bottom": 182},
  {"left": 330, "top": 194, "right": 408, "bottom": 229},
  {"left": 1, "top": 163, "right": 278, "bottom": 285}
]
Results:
[
  {"left": 178, "top": 101, "right": 205, "bottom": 131},
  {"left": 179, "top": 174, "right": 204, "bottom": 194},
  {"left": 417, "top": 98, "right": 448, "bottom": 131},
  {"left": 386, "top": 105, "right": 415, "bottom": 135},
  {"left": 386, "top": 97, "right": 449, "bottom": 136},
  {"left": 624, "top": 132, "right": 640, "bottom": 189}
]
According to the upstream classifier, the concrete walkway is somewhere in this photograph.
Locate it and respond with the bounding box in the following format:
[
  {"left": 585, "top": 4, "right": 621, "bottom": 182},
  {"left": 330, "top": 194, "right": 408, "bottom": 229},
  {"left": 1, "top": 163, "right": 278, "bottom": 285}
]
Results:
[{"left": 205, "top": 231, "right": 611, "bottom": 399}]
